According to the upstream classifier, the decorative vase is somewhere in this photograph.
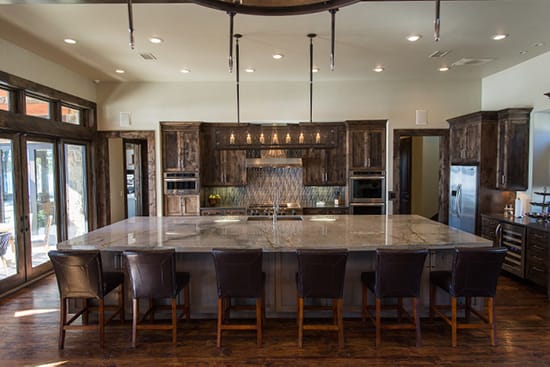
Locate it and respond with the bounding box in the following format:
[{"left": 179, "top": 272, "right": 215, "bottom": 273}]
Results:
[{"left": 208, "top": 198, "right": 220, "bottom": 207}]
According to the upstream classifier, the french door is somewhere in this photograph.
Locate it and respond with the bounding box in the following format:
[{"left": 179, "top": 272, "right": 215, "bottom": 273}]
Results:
[{"left": 0, "top": 134, "right": 90, "bottom": 293}]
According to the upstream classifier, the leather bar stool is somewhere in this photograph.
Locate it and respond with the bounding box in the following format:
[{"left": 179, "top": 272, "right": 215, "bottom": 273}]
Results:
[
  {"left": 212, "top": 248, "right": 265, "bottom": 348},
  {"left": 429, "top": 247, "right": 507, "bottom": 347},
  {"left": 361, "top": 248, "right": 428, "bottom": 347},
  {"left": 124, "top": 249, "right": 191, "bottom": 347},
  {"left": 48, "top": 250, "right": 125, "bottom": 349},
  {"left": 296, "top": 249, "right": 348, "bottom": 348}
]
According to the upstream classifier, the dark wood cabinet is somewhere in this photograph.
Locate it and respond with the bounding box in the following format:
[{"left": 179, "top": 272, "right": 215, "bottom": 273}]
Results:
[
  {"left": 448, "top": 112, "right": 497, "bottom": 165},
  {"left": 302, "top": 125, "right": 346, "bottom": 186},
  {"left": 449, "top": 120, "right": 481, "bottom": 163},
  {"left": 161, "top": 122, "right": 200, "bottom": 172},
  {"left": 201, "top": 124, "right": 246, "bottom": 187},
  {"left": 480, "top": 215, "right": 499, "bottom": 245},
  {"left": 496, "top": 108, "right": 531, "bottom": 191},
  {"left": 525, "top": 228, "right": 548, "bottom": 287},
  {"left": 347, "top": 120, "right": 386, "bottom": 171}
]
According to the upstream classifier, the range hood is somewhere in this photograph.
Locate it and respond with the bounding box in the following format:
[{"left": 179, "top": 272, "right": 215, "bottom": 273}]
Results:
[{"left": 245, "top": 149, "right": 302, "bottom": 168}]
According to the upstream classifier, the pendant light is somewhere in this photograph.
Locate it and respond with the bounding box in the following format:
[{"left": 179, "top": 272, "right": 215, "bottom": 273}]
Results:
[
  {"left": 329, "top": 8, "right": 338, "bottom": 71},
  {"left": 308, "top": 33, "right": 316, "bottom": 123},
  {"left": 127, "top": 0, "right": 135, "bottom": 49},
  {"left": 434, "top": 0, "right": 441, "bottom": 42}
]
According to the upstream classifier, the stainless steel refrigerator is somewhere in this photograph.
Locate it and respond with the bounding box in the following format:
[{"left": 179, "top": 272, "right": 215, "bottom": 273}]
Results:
[{"left": 449, "top": 165, "right": 478, "bottom": 234}]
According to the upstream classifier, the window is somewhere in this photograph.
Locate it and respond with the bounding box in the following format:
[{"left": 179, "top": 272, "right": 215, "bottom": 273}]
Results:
[
  {"left": 61, "top": 105, "right": 81, "bottom": 125},
  {"left": 0, "top": 87, "right": 10, "bottom": 112},
  {"left": 25, "top": 95, "right": 50, "bottom": 119}
]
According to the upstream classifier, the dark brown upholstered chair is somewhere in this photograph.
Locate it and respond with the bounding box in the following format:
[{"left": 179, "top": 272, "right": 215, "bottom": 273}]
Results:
[
  {"left": 429, "top": 247, "right": 507, "bottom": 347},
  {"left": 296, "top": 249, "right": 348, "bottom": 348},
  {"left": 361, "top": 249, "right": 428, "bottom": 347},
  {"left": 48, "top": 250, "right": 125, "bottom": 349},
  {"left": 124, "top": 249, "right": 190, "bottom": 347},
  {"left": 212, "top": 248, "right": 265, "bottom": 348}
]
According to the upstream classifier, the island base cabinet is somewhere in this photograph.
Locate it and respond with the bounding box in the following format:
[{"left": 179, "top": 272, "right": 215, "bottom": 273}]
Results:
[{"left": 164, "top": 195, "right": 199, "bottom": 216}]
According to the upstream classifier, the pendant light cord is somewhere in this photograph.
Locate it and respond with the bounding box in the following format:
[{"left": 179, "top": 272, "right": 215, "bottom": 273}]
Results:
[
  {"left": 308, "top": 33, "right": 316, "bottom": 123},
  {"left": 235, "top": 34, "right": 242, "bottom": 124},
  {"left": 228, "top": 12, "right": 236, "bottom": 72},
  {"left": 127, "top": 0, "right": 135, "bottom": 50},
  {"left": 330, "top": 9, "right": 338, "bottom": 71},
  {"left": 434, "top": 0, "right": 441, "bottom": 41}
]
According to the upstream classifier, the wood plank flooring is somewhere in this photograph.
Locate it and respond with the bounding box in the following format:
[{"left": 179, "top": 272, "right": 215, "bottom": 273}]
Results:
[{"left": 1, "top": 274, "right": 549, "bottom": 367}]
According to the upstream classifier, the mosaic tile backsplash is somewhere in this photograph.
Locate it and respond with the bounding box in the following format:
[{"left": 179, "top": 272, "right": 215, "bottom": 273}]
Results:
[{"left": 203, "top": 167, "right": 344, "bottom": 207}]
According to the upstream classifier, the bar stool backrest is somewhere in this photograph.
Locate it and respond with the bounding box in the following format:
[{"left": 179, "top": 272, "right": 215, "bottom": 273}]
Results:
[
  {"left": 124, "top": 249, "right": 177, "bottom": 299},
  {"left": 451, "top": 247, "right": 507, "bottom": 297},
  {"left": 212, "top": 248, "right": 263, "bottom": 298},
  {"left": 375, "top": 249, "right": 428, "bottom": 297},
  {"left": 297, "top": 249, "right": 348, "bottom": 298},
  {"left": 48, "top": 250, "right": 104, "bottom": 299}
]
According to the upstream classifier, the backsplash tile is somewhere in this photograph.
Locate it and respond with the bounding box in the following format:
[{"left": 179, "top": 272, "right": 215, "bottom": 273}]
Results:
[{"left": 203, "top": 168, "right": 344, "bottom": 207}]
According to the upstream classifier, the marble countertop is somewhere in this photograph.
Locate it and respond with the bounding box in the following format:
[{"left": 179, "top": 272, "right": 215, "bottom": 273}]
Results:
[
  {"left": 481, "top": 213, "right": 550, "bottom": 232},
  {"left": 57, "top": 215, "right": 491, "bottom": 253}
]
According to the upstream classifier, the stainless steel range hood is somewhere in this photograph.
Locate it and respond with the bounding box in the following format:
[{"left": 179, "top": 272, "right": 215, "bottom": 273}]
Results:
[{"left": 245, "top": 149, "right": 302, "bottom": 168}]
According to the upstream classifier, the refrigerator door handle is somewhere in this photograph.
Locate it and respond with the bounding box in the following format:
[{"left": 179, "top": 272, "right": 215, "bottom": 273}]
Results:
[{"left": 456, "top": 184, "right": 462, "bottom": 218}]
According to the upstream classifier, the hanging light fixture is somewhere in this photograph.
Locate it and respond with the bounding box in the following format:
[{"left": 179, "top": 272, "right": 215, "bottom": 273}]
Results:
[
  {"left": 434, "top": 0, "right": 441, "bottom": 42},
  {"left": 235, "top": 33, "right": 242, "bottom": 125},
  {"left": 228, "top": 12, "right": 236, "bottom": 72},
  {"left": 308, "top": 33, "right": 316, "bottom": 123},
  {"left": 329, "top": 8, "right": 338, "bottom": 71},
  {"left": 127, "top": 0, "right": 135, "bottom": 49}
]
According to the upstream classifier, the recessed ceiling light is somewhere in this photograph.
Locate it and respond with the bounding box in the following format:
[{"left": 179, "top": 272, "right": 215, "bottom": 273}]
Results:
[
  {"left": 373, "top": 66, "right": 384, "bottom": 73},
  {"left": 519, "top": 50, "right": 528, "bottom": 55},
  {"left": 115, "top": 69, "right": 125, "bottom": 74},
  {"left": 533, "top": 42, "right": 545, "bottom": 47},
  {"left": 149, "top": 37, "right": 163, "bottom": 44},
  {"left": 63, "top": 38, "right": 77, "bottom": 44},
  {"left": 407, "top": 34, "right": 422, "bottom": 42},
  {"left": 312, "top": 67, "right": 320, "bottom": 73},
  {"left": 180, "top": 68, "right": 191, "bottom": 74},
  {"left": 245, "top": 68, "right": 255, "bottom": 73},
  {"left": 492, "top": 34, "right": 508, "bottom": 41},
  {"left": 272, "top": 53, "right": 284, "bottom": 60},
  {"left": 439, "top": 66, "right": 449, "bottom": 72}
]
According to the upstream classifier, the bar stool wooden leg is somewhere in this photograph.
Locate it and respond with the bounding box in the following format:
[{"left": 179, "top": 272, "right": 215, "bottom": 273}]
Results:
[
  {"left": 375, "top": 298, "right": 381, "bottom": 348},
  {"left": 451, "top": 296, "right": 458, "bottom": 347},
  {"left": 99, "top": 299, "right": 105, "bottom": 348},
  {"left": 298, "top": 297, "right": 304, "bottom": 348},
  {"left": 337, "top": 298, "right": 344, "bottom": 349},
  {"left": 256, "top": 297, "right": 262, "bottom": 347},
  {"left": 217, "top": 298, "right": 223, "bottom": 348},
  {"left": 171, "top": 298, "right": 177, "bottom": 343},
  {"left": 361, "top": 284, "right": 367, "bottom": 322},
  {"left": 488, "top": 297, "right": 496, "bottom": 346},
  {"left": 414, "top": 297, "right": 421, "bottom": 347},
  {"left": 59, "top": 298, "right": 67, "bottom": 349},
  {"left": 132, "top": 298, "right": 139, "bottom": 348},
  {"left": 119, "top": 283, "right": 125, "bottom": 323}
]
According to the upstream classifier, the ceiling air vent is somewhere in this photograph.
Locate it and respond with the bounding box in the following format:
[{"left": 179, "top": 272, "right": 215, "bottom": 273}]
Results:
[
  {"left": 451, "top": 58, "right": 494, "bottom": 66},
  {"left": 429, "top": 50, "right": 450, "bottom": 58},
  {"left": 139, "top": 52, "right": 157, "bottom": 61}
]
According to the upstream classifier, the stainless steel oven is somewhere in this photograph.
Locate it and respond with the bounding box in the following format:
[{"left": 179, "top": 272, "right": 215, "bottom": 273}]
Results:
[
  {"left": 163, "top": 172, "right": 199, "bottom": 194},
  {"left": 350, "top": 203, "right": 385, "bottom": 215},
  {"left": 349, "top": 172, "right": 385, "bottom": 202}
]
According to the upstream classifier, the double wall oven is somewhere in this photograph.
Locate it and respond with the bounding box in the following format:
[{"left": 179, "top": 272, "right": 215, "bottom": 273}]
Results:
[
  {"left": 349, "top": 171, "right": 385, "bottom": 214},
  {"left": 163, "top": 172, "right": 199, "bottom": 194}
]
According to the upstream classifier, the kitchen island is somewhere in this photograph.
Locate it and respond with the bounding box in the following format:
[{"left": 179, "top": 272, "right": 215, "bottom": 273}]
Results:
[{"left": 57, "top": 215, "right": 491, "bottom": 317}]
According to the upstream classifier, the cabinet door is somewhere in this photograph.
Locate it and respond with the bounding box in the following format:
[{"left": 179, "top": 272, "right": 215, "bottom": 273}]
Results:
[
  {"left": 221, "top": 150, "right": 246, "bottom": 186},
  {"left": 464, "top": 122, "right": 480, "bottom": 162},
  {"left": 326, "top": 148, "right": 346, "bottom": 185},
  {"left": 497, "top": 116, "right": 529, "bottom": 190},
  {"left": 525, "top": 228, "right": 548, "bottom": 287},
  {"left": 164, "top": 195, "right": 183, "bottom": 216},
  {"left": 366, "top": 129, "right": 385, "bottom": 170},
  {"left": 350, "top": 130, "right": 367, "bottom": 169},
  {"left": 180, "top": 130, "right": 200, "bottom": 172},
  {"left": 163, "top": 130, "right": 181, "bottom": 171},
  {"left": 182, "top": 195, "right": 200, "bottom": 215},
  {"left": 449, "top": 124, "right": 466, "bottom": 163},
  {"left": 302, "top": 149, "right": 325, "bottom": 185}
]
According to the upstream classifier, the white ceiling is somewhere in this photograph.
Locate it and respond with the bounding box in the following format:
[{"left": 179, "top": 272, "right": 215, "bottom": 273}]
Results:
[{"left": 0, "top": 0, "right": 549, "bottom": 83}]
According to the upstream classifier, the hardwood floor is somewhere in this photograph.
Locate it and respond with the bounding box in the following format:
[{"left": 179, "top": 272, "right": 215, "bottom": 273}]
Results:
[{"left": 1, "top": 274, "right": 549, "bottom": 367}]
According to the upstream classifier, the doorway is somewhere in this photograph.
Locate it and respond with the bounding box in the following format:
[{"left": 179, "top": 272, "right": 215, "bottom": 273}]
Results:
[
  {"left": 123, "top": 140, "right": 148, "bottom": 218},
  {"left": 393, "top": 129, "right": 449, "bottom": 223}
]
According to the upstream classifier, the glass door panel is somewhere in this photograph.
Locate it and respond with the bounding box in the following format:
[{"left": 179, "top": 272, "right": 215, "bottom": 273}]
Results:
[
  {"left": 26, "top": 141, "right": 57, "bottom": 268},
  {"left": 64, "top": 144, "right": 88, "bottom": 238},
  {"left": 0, "top": 138, "right": 18, "bottom": 280}
]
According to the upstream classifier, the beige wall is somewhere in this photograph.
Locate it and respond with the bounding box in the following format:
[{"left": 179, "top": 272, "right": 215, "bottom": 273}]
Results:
[
  {"left": 411, "top": 136, "right": 440, "bottom": 219},
  {"left": 96, "top": 79, "right": 481, "bottom": 214},
  {"left": 0, "top": 38, "right": 96, "bottom": 102},
  {"left": 108, "top": 138, "right": 125, "bottom": 222}
]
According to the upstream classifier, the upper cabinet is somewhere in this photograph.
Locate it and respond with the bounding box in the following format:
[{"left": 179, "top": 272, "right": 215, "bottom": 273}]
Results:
[
  {"left": 347, "top": 120, "right": 386, "bottom": 171},
  {"left": 496, "top": 108, "right": 531, "bottom": 191},
  {"left": 302, "top": 123, "right": 346, "bottom": 186},
  {"left": 161, "top": 122, "right": 200, "bottom": 172},
  {"left": 449, "top": 120, "right": 482, "bottom": 163},
  {"left": 200, "top": 124, "right": 246, "bottom": 187}
]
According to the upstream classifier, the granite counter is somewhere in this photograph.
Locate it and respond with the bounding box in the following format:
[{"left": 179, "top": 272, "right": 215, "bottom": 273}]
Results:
[{"left": 57, "top": 215, "right": 491, "bottom": 317}]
